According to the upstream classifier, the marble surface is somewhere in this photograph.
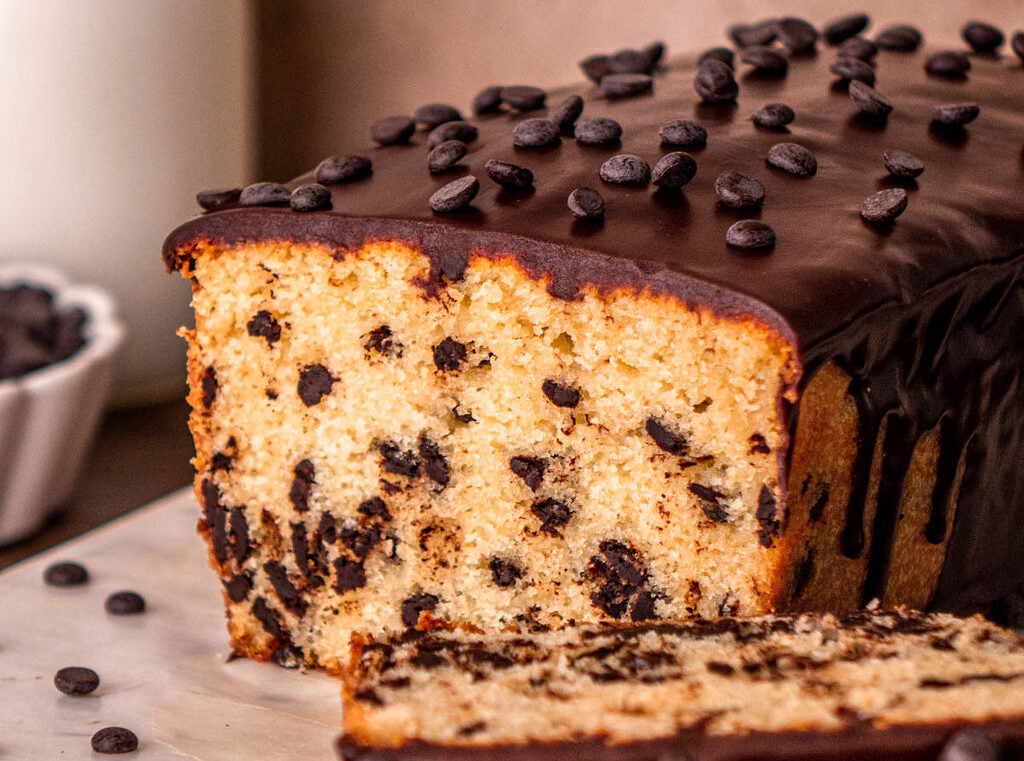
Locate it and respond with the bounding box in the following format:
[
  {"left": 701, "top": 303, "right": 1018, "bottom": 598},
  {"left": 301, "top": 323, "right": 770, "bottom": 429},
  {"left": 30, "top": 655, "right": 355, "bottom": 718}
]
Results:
[{"left": 0, "top": 488, "right": 340, "bottom": 760}]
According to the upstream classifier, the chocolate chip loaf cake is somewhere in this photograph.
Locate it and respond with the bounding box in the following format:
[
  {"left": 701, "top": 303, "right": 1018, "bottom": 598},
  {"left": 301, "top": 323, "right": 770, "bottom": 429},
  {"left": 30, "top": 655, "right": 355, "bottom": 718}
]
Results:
[
  {"left": 164, "top": 17, "right": 1024, "bottom": 669},
  {"left": 339, "top": 609, "right": 1024, "bottom": 760}
]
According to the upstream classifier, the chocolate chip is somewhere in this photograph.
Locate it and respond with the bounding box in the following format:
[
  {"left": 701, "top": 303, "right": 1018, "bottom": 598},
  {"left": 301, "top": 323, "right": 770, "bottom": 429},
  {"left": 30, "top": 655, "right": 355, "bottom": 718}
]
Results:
[
  {"left": 726, "top": 220, "right": 776, "bottom": 251},
  {"left": 861, "top": 188, "right": 908, "bottom": 224},
  {"left": 830, "top": 57, "right": 876, "bottom": 85},
  {"left": 433, "top": 336, "right": 467, "bottom": 371},
  {"left": 729, "top": 20, "right": 778, "bottom": 48},
  {"left": 839, "top": 36, "right": 878, "bottom": 61},
  {"left": 229, "top": 506, "right": 249, "bottom": 563},
  {"left": 1013, "top": 31, "right": 1024, "bottom": 63},
  {"left": 54, "top": 666, "right": 99, "bottom": 695},
  {"left": 689, "top": 484, "right": 729, "bottom": 522},
  {"left": 652, "top": 152, "right": 697, "bottom": 189},
  {"left": 883, "top": 149, "right": 924, "bottom": 178},
  {"left": 44, "top": 561, "right": 89, "bottom": 587},
  {"left": 247, "top": 310, "right": 281, "bottom": 345},
  {"left": 289, "top": 459, "right": 315, "bottom": 512},
  {"left": 608, "top": 48, "right": 652, "bottom": 75},
  {"left": 211, "top": 452, "right": 233, "bottom": 472},
  {"left": 297, "top": 363, "right": 336, "bottom": 406},
  {"left": 239, "top": 182, "right": 290, "bottom": 207},
  {"left": 489, "top": 556, "right": 524, "bottom": 587},
  {"left": 427, "top": 140, "right": 467, "bottom": 173},
  {"left": 848, "top": 80, "right": 892, "bottom": 118},
  {"left": 756, "top": 485, "right": 784, "bottom": 547},
  {"left": 574, "top": 117, "right": 621, "bottom": 146},
  {"left": 339, "top": 523, "right": 382, "bottom": 559},
  {"left": 707, "top": 661, "right": 735, "bottom": 676},
  {"left": 252, "top": 596, "right": 285, "bottom": 639},
  {"left": 290, "top": 183, "right": 332, "bottom": 212},
  {"left": 567, "top": 187, "right": 605, "bottom": 221},
  {"left": 699, "top": 47, "right": 734, "bottom": 68},
  {"left": 643, "top": 41, "right": 666, "bottom": 69},
  {"left": 542, "top": 379, "right": 581, "bottom": 407},
  {"left": 472, "top": 86, "right": 504, "bottom": 115},
  {"left": 714, "top": 171, "right": 765, "bottom": 209},
  {"left": 875, "top": 24, "right": 922, "bottom": 51},
  {"left": 334, "top": 557, "right": 366, "bottom": 593},
  {"left": 401, "top": 593, "right": 439, "bottom": 627},
  {"left": 223, "top": 574, "right": 251, "bottom": 602},
  {"left": 962, "top": 22, "right": 1004, "bottom": 53},
  {"left": 659, "top": 120, "right": 707, "bottom": 149},
  {"left": 752, "top": 102, "right": 795, "bottom": 128},
  {"left": 775, "top": 17, "right": 819, "bottom": 54},
  {"left": 414, "top": 103, "right": 462, "bottom": 128},
  {"left": 271, "top": 643, "right": 305, "bottom": 669},
  {"left": 201, "top": 366, "right": 217, "bottom": 410},
  {"left": 196, "top": 187, "right": 241, "bottom": 211},
  {"left": 484, "top": 159, "right": 534, "bottom": 188},
  {"left": 91, "top": 727, "right": 138, "bottom": 754},
  {"left": 105, "top": 591, "right": 146, "bottom": 615},
  {"left": 694, "top": 59, "right": 738, "bottom": 103},
  {"left": 428, "top": 121, "right": 478, "bottom": 149},
  {"left": 589, "top": 540, "right": 650, "bottom": 619},
  {"left": 315, "top": 154, "right": 372, "bottom": 184},
  {"left": 379, "top": 441, "right": 420, "bottom": 478},
  {"left": 938, "top": 729, "right": 1000, "bottom": 761},
  {"left": 599, "top": 154, "right": 650, "bottom": 185},
  {"left": 364, "top": 325, "right": 400, "bottom": 357},
  {"left": 579, "top": 54, "right": 612, "bottom": 83},
  {"left": 932, "top": 103, "right": 980, "bottom": 126},
  {"left": 531, "top": 498, "right": 573, "bottom": 535},
  {"left": 264, "top": 560, "right": 306, "bottom": 616},
  {"left": 353, "top": 499, "right": 389, "bottom": 523},
  {"left": 371, "top": 115, "right": 415, "bottom": 145},
  {"left": 419, "top": 436, "right": 450, "bottom": 487},
  {"left": 501, "top": 85, "right": 546, "bottom": 111},
  {"left": 510, "top": 455, "right": 546, "bottom": 490},
  {"left": 925, "top": 51, "right": 970, "bottom": 78},
  {"left": 824, "top": 13, "right": 869, "bottom": 45},
  {"left": 601, "top": 73, "right": 652, "bottom": 98},
  {"left": 512, "top": 118, "right": 561, "bottom": 148},
  {"left": 766, "top": 143, "right": 817, "bottom": 177},
  {"left": 550, "top": 94, "right": 584, "bottom": 131},
  {"left": 740, "top": 46, "right": 789, "bottom": 75},
  {"left": 645, "top": 417, "right": 688, "bottom": 455},
  {"left": 429, "top": 175, "right": 479, "bottom": 212}
]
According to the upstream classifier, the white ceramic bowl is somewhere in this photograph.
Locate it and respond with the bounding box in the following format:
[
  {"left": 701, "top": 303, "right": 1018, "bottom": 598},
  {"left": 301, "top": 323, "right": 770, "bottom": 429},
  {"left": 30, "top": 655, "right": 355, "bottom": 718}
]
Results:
[{"left": 0, "top": 264, "right": 125, "bottom": 545}]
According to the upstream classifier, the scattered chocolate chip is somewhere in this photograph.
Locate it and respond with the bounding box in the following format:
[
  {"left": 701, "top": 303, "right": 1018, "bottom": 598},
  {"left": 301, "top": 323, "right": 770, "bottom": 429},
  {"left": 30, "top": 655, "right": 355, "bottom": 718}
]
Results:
[
  {"left": 358, "top": 497, "right": 391, "bottom": 521},
  {"left": 512, "top": 118, "right": 561, "bottom": 148},
  {"left": 54, "top": 666, "right": 99, "bottom": 695},
  {"left": 510, "top": 456, "right": 546, "bottom": 490},
  {"left": 364, "top": 325, "right": 399, "bottom": 358},
  {"left": 44, "top": 561, "right": 89, "bottom": 587},
  {"left": 875, "top": 24, "right": 922, "bottom": 51},
  {"left": 200, "top": 366, "right": 217, "bottom": 410},
  {"left": 472, "top": 86, "right": 504, "bottom": 115},
  {"left": 501, "top": 85, "right": 546, "bottom": 111},
  {"left": 334, "top": 557, "right": 366, "bottom": 593},
  {"left": 418, "top": 436, "right": 450, "bottom": 487},
  {"left": 740, "top": 46, "right": 789, "bottom": 75},
  {"left": 766, "top": 142, "right": 817, "bottom": 177},
  {"left": 401, "top": 593, "right": 439, "bottom": 627},
  {"left": 1013, "top": 31, "right": 1024, "bottom": 63},
  {"left": 652, "top": 152, "right": 697, "bottom": 189},
  {"left": 339, "top": 522, "right": 382, "bottom": 560},
  {"left": 839, "top": 36, "right": 878, "bottom": 61},
  {"left": 775, "top": 17, "right": 819, "bottom": 54},
  {"left": 599, "top": 154, "right": 651, "bottom": 185},
  {"left": 230, "top": 508, "right": 251, "bottom": 563},
  {"left": 830, "top": 57, "right": 876, "bottom": 85},
  {"left": 264, "top": 561, "right": 306, "bottom": 616},
  {"left": 371, "top": 115, "right": 415, "bottom": 145},
  {"left": 938, "top": 729, "right": 1000, "bottom": 761},
  {"left": 729, "top": 20, "right": 778, "bottom": 48},
  {"left": 484, "top": 159, "right": 534, "bottom": 189},
  {"left": 694, "top": 59, "right": 738, "bottom": 103},
  {"left": 239, "top": 182, "right": 290, "bottom": 207},
  {"left": 414, "top": 103, "right": 462, "bottom": 128},
  {"left": 589, "top": 540, "right": 652, "bottom": 620},
  {"left": 427, "top": 121, "right": 478, "bottom": 149},
  {"left": 318, "top": 512, "right": 338, "bottom": 545},
  {"left": 848, "top": 80, "right": 892, "bottom": 118},
  {"left": 379, "top": 442, "right": 420, "bottom": 478},
  {"left": 433, "top": 336, "right": 467, "bottom": 371},
  {"left": 699, "top": 47, "right": 734, "bottom": 68},
  {"left": 531, "top": 498, "right": 573, "bottom": 535},
  {"left": 962, "top": 21, "right": 1004, "bottom": 53},
  {"left": 542, "top": 379, "right": 581, "bottom": 407},
  {"left": 247, "top": 310, "right": 281, "bottom": 345},
  {"left": 883, "top": 149, "right": 924, "bottom": 178},
  {"left": 91, "top": 727, "right": 138, "bottom": 754},
  {"left": 714, "top": 171, "right": 765, "bottom": 209},
  {"left": 659, "top": 120, "right": 707, "bottom": 149},
  {"left": 707, "top": 661, "right": 735, "bottom": 676},
  {"left": 429, "top": 175, "right": 479, "bottom": 212},
  {"left": 824, "top": 14, "right": 869, "bottom": 45},
  {"left": 752, "top": 102, "right": 795, "bottom": 128},
  {"left": 196, "top": 187, "right": 241, "bottom": 211},
  {"left": 550, "top": 94, "right": 584, "bottom": 131},
  {"left": 756, "top": 485, "right": 783, "bottom": 546},
  {"left": 601, "top": 73, "right": 652, "bottom": 98},
  {"left": 645, "top": 417, "right": 688, "bottom": 455},
  {"left": 575, "top": 116, "right": 622, "bottom": 145},
  {"left": 579, "top": 54, "right": 612, "bottom": 83},
  {"left": 861, "top": 188, "right": 908, "bottom": 224},
  {"left": 643, "top": 41, "right": 666, "bottom": 69},
  {"left": 489, "top": 556, "right": 524, "bottom": 587},
  {"left": 210, "top": 452, "right": 233, "bottom": 472},
  {"left": 290, "top": 183, "right": 332, "bottom": 212},
  {"left": 223, "top": 574, "right": 251, "bottom": 602},
  {"left": 315, "top": 154, "right": 372, "bottom": 185},
  {"left": 105, "top": 591, "right": 146, "bottom": 615},
  {"left": 932, "top": 103, "right": 980, "bottom": 126},
  {"left": 427, "top": 140, "right": 467, "bottom": 173},
  {"left": 925, "top": 51, "right": 971, "bottom": 79},
  {"left": 297, "top": 363, "right": 336, "bottom": 406},
  {"left": 289, "top": 459, "right": 315, "bottom": 512},
  {"left": 271, "top": 643, "right": 305, "bottom": 669},
  {"left": 726, "top": 220, "right": 776, "bottom": 251},
  {"left": 567, "top": 187, "right": 605, "bottom": 221},
  {"left": 689, "top": 483, "right": 729, "bottom": 522},
  {"left": 252, "top": 596, "right": 285, "bottom": 639}
]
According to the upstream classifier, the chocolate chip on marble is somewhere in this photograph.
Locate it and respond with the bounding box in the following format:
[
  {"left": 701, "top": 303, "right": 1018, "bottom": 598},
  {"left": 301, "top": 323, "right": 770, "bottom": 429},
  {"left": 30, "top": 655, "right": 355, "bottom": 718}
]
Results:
[
  {"left": 315, "top": 154, "right": 372, "bottom": 185},
  {"left": 689, "top": 483, "right": 729, "bottom": 522},
  {"left": 652, "top": 152, "right": 697, "bottom": 189},
  {"left": 297, "top": 363, "right": 336, "bottom": 406},
  {"left": 601, "top": 73, "right": 652, "bottom": 98},
  {"left": 714, "top": 171, "right": 765, "bottom": 209},
  {"left": 433, "top": 336, "right": 467, "bottom": 371},
  {"left": 756, "top": 485, "right": 784, "bottom": 547},
  {"left": 645, "top": 417, "right": 688, "bottom": 455},
  {"left": 861, "top": 188, "right": 908, "bottom": 224},
  {"left": 239, "top": 182, "right": 290, "bottom": 207},
  {"left": 44, "top": 561, "right": 89, "bottom": 587},
  {"left": 830, "top": 57, "right": 876, "bottom": 85},
  {"left": 472, "top": 86, "right": 504, "bottom": 115},
  {"left": 223, "top": 574, "right": 252, "bottom": 602},
  {"left": 419, "top": 435, "right": 450, "bottom": 487},
  {"left": 740, "top": 46, "right": 789, "bottom": 75},
  {"left": 604, "top": 48, "right": 647, "bottom": 75},
  {"left": 775, "top": 17, "right": 819, "bottom": 54},
  {"left": 401, "top": 592, "right": 439, "bottom": 627},
  {"left": 364, "top": 325, "right": 400, "bottom": 357},
  {"left": 247, "top": 310, "right": 281, "bottom": 345},
  {"left": 925, "top": 51, "right": 971, "bottom": 79},
  {"left": 567, "top": 187, "right": 605, "bottom": 221},
  {"left": 290, "top": 183, "right": 332, "bottom": 212},
  {"left": 962, "top": 21, "right": 1004, "bottom": 53},
  {"left": 599, "top": 154, "right": 651, "bottom": 185},
  {"left": 54, "top": 666, "right": 99, "bottom": 695},
  {"left": 766, "top": 142, "right": 817, "bottom": 177},
  {"left": 512, "top": 118, "right": 561, "bottom": 148},
  {"left": 484, "top": 159, "right": 534, "bottom": 188},
  {"left": 105, "top": 591, "right": 146, "bottom": 615},
  {"left": 542, "top": 379, "right": 581, "bottom": 408},
  {"left": 699, "top": 47, "right": 734, "bottom": 68},
  {"left": 726, "top": 220, "right": 776, "bottom": 251},
  {"left": 427, "top": 140, "right": 467, "bottom": 173},
  {"left": 550, "top": 94, "right": 585, "bottom": 132},
  {"left": 694, "top": 58, "right": 738, "bottom": 103},
  {"left": 371, "top": 115, "right": 416, "bottom": 145},
  {"left": 932, "top": 103, "right": 980, "bottom": 127},
  {"left": 659, "top": 120, "right": 707, "bottom": 149},
  {"left": 752, "top": 102, "right": 795, "bottom": 128},
  {"left": 429, "top": 175, "right": 479, "bottom": 212},
  {"left": 501, "top": 85, "right": 546, "bottom": 111},
  {"left": 938, "top": 729, "right": 1000, "bottom": 761},
  {"left": 883, "top": 149, "right": 924, "bottom": 178},
  {"left": 531, "top": 498, "right": 573, "bottom": 536},
  {"left": 196, "top": 187, "right": 241, "bottom": 211},
  {"left": 200, "top": 366, "right": 218, "bottom": 410},
  {"left": 824, "top": 13, "right": 869, "bottom": 45},
  {"left": 729, "top": 20, "right": 778, "bottom": 48},
  {"left": 318, "top": 511, "right": 338, "bottom": 546},
  {"left": 489, "top": 556, "right": 524, "bottom": 587},
  {"left": 848, "top": 80, "right": 892, "bottom": 118},
  {"left": 575, "top": 116, "right": 622, "bottom": 146},
  {"left": 289, "top": 459, "right": 316, "bottom": 512},
  {"left": 201, "top": 479, "right": 229, "bottom": 562},
  {"left": 510, "top": 455, "right": 546, "bottom": 490},
  {"left": 91, "top": 727, "right": 138, "bottom": 754},
  {"left": 427, "top": 121, "right": 478, "bottom": 149},
  {"left": 839, "top": 36, "right": 878, "bottom": 60},
  {"left": 1013, "top": 31, "right": 1024, "bottom": 63},
  {"left": 874, "top": 24, "right": 922, "bottom": 51},
  {"left": 334, "top": 557, "right": 367, "bottom": 593},
  {"left": 414, "top": 103, "right": 462, "bottom": 128}
]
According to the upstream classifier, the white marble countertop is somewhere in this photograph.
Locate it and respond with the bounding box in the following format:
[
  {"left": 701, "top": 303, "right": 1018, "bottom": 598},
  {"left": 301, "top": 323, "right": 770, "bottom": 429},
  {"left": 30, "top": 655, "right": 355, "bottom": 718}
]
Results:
[{"left": 0, "top": 488, "right": 340, "bottom": 760}]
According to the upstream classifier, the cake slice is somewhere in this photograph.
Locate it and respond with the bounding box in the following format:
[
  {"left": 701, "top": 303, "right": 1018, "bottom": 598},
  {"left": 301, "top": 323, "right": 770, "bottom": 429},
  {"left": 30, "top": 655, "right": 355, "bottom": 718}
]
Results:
[{"left": 339, "top": 609, "right": 1024, "bottom": 760}]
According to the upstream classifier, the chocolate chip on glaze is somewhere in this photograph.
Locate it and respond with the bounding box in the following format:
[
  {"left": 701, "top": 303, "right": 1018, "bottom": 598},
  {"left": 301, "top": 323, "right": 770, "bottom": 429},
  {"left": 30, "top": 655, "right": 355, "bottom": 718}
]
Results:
[
  {"left": 371, "top": 115, "right": 415, "bottom": 146},
  {"left": 874, "top": 24, "right": 923, "bottom": 52},
  {"left": 766, "top": 143, "right": 817, "bottom": 177},
  {"left": 433, "top": 336, "right": 467, "bottom": 371},
  {"left": 574, "top": 117, "right": 622, "bottom": 146},
  {"left": 714, "top": 172, "right": 765, "bottom": 209},
  {"left": 401, "top": 592, "right": 439, "bottom": 627},
  {"left": 659, "top": 119, "right": 708, "bottom": 149},
  {"left": 756, "top": 484, "right": 784, "bottom": 547},
  {"left": 688, "top": 483, "right": 730, "bottom": 523},
  {"left": 726, "top": 220, "right": 776, "bottom": 251},
  {"left": 729, "top": 20, "right": 777, "bottom": 48},
  {"left": 740, "top": 46, "right": 789, "bottom": 76},
  {"left": 530, "top": 498, "right": 573, "bottom": 536},
  {"left": 318, "top": 511, "right": 338, "bottom": 545},
  {"left": 315, "top": 154, "right": 372, "bottom": 185},
  {"left": 379, "top": 441, "right": 420, "bottom": 478},
  {"left": 512, "top": 118, "right": 561, "bottom": 148},
  {"left": 600, "top": 73, "right": 652, "bottom": 98},
  {"left": 196, "top": 187, "right": 241, "bottom": 212},
  {"left": 925, "top": 51, "right": 971, "bottom": 79},
  {"left": 289, "top": 459, "right": 316, "bottom": 512},
  {"left": 848, "top": 80, "right": 893, "bottom": 118},
  {"left": 932, "top": 103, "right": 980, "bottom": 127},
  {"left": 500, "top": 85, "right": 546, "bottom": 112},
  {"left": 824, "top": 13, "right": 869, "bottom": 45},
  {"left": 200, "top": 366, "right": 217, "bottom": 410},
  {"left": 699, "top": 47, "right": 734, "bottom": 68},
  {"left": 297, "top": 363, "right": 336, "bottom": 406},
  {"left": 414, "top": 103, "right": 462, "bottom": 128},
  {"left": 358, "top": 497, "right": 392, "bottom": 520},
  {"left": 334, "top": 557, "right": 367, "bottom": 594},
  {"left": 427, "top": 121, "right": 478, "bottom": 149},
  {"left": 752, "top": 102, "right": 795, "bottom": 129},
  {"left": 861, "top": 188, "right": 908, "bottom": 225},
  {"left": 550, "top": 94, "right": 584, "bottom": 132},
  {"left": 510, "top": 455, "right": 546, "bottom": 491},
  {"left": 290, "top": 183, "right": 332, "bottom": 212},
  {"left": 599, "top": 154, "right": 651, "bottom": 185},
  {"left": 694, "top": 58, "right": 738, "bottom": 103},
  {"left": 961, "top": 21, "right": 1005, "bottom": 53},
  {"left": 645, "top": 417, "right": 689, "bottom": 456},
  {"left": 427, "top": 140, "right": 468, "bottom": 174},
  {"left": 490, "top": 556, "right": 524, "bottom": 587},
  {"left": 429, "top": 175, "right": 480, "bottom": 212},
  {"left": 776, "top": 16, "right": 819, "bottom": 54},
  {"left": 651, "top": 152, "right": 697, "bottom": 189},
  {"left": 567, "top": 187, "right": 605, "bottom": 222},
  {"left": 418, "top": 435, "right": 451, "bottom": 487},
  {"left": 472, "top": 86, "right": 503, "bottom": 115},
  {"left": 839, "top": 36, "right": 877, "bottom": 61},
  {"left": 239, "top": 181, "right": 290, "bottom": 207},
  {"left": 883, "top": 149, "right": 925, "bottom": 179},
  {"left": 542, "top": 379, "right": 581, "bottom": 408}
]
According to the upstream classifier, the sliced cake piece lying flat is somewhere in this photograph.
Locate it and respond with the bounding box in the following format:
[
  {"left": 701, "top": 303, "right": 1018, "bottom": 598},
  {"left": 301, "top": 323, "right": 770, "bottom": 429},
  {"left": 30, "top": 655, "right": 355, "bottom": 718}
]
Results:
[{"left": 339, "top": 609, "right": 1024, "bottom": 760}]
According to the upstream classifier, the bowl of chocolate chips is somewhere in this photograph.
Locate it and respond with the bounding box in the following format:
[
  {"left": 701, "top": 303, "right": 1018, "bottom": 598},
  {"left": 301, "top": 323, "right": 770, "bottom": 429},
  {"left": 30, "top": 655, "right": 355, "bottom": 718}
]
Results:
[{"left": 0, "top": 264, "right": 124, "bottom": 545}]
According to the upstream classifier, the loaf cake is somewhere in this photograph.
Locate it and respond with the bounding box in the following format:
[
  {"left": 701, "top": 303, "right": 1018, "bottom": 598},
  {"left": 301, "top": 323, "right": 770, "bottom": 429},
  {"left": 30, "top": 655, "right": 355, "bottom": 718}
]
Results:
[
  {"left": 163, "top": 18, "right": 1024, "bottom": 669},
  {"left": 339, "top": 608, "right": 1024, "bottom": 760}
]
